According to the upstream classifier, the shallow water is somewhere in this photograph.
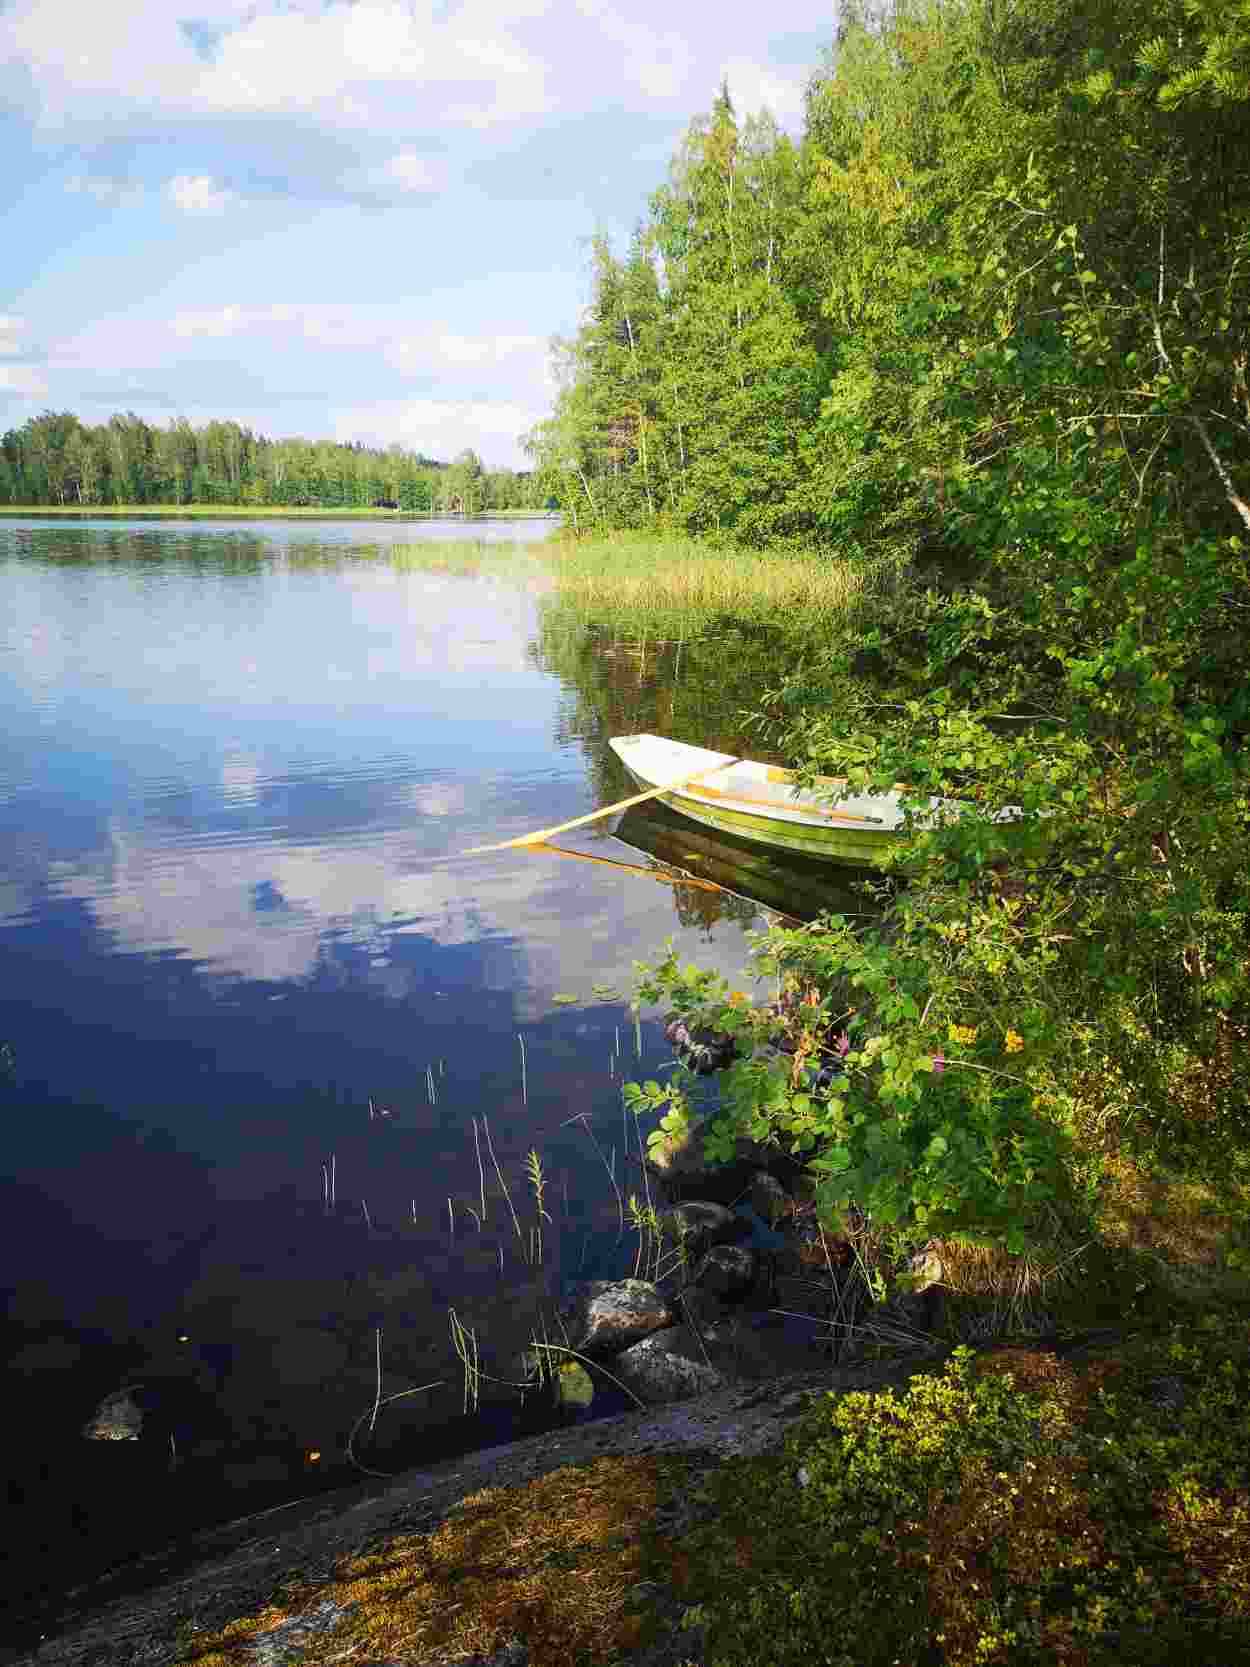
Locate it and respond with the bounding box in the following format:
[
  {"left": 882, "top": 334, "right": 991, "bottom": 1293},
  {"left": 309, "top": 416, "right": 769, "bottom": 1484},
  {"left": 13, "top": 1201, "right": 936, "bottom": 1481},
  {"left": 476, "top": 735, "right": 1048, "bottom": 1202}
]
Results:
[{"left": 0, "top": 517, "right": 870, "bottom": 1628}]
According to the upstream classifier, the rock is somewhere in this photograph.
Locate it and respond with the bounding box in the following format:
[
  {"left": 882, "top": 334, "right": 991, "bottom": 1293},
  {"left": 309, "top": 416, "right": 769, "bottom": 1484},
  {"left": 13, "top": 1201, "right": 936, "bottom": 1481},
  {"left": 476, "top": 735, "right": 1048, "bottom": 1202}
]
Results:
[
  {"left": 668, "top": 1285, "right": 737, "bottom": 1340},
  {"left": 554, "top": 1278, "right": 676, "bottom": 1359},
  {"left": 691, "top": 1244, "right": 757, "bottom": 1303},
  {"left": 1146, "top": 1375, "right": 1187, "bottom": 1412},
  {"left": 906, "top": 1247, "right": 944, "bottom": 1293},
  {"left": 873, "top": 1283, "right": 944, "bottom": 1346},
  {"left": 660, "top": 1200, "right": 745, "bottom": 1261},
  {"left": 82, "top": 1385, "right": 146, "bottom": 1441},
  {"left": 248, "top": 1598, "right": 357, "bottom": 1665},
  {"left": 749, "top": 1171, "right": 791, "bottom": 1227},
  {"left": 612, "top": 1328, "right": 726, "bottom": 1404}
]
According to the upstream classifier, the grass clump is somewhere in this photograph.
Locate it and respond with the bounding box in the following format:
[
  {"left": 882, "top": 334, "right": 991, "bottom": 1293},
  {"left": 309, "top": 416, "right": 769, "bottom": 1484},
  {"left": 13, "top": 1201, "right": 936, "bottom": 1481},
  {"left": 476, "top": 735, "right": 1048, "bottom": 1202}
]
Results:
[
  {"left": 670, "top": 1320, "right": 1250, "bottom": 1667},
  {"left": 542, "top": 531, "right": 864, "bottom": 641}
]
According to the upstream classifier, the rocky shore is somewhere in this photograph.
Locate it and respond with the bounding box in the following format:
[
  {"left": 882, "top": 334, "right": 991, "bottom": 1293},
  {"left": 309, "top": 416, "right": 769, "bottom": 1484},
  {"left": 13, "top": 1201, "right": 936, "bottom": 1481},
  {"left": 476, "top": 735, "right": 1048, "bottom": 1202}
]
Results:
[{"left": 13, "top": 1105, "right": 942, "bottom": 1667}]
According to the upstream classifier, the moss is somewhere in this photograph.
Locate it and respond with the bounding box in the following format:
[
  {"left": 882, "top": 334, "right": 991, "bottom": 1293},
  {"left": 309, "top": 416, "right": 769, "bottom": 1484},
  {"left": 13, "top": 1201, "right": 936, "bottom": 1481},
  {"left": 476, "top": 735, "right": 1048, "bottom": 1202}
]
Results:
[
  {"left": 666, "top": 1320, "right": 1250, "bottom": 1666},
  {"left": 173, "top": 1451, "right": 707, "bottom": 1667},
  {"left": 170, "top": 1320, "right": 1250, "bottom": 1667}
]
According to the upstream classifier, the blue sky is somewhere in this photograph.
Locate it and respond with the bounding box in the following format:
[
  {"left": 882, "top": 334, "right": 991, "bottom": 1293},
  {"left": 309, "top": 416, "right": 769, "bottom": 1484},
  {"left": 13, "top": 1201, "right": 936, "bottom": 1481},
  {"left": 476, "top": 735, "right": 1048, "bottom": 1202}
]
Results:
[{"left": 0, "top": 1, "right": 832, "bottom": 467}]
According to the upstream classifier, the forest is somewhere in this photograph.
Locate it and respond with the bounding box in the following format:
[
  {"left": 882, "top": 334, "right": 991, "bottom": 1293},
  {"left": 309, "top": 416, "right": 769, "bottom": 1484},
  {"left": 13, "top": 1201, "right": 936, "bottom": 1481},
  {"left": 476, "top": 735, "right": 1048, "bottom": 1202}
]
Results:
[
  {"left": 526, "top": 0, "right": 1249, "bottom": 552},
  {"left": 534, "top": 0, "right": 1250, "bottom": 1264},
  {"left": 0, "top": 413, "right": 543, "bottom": 512}
]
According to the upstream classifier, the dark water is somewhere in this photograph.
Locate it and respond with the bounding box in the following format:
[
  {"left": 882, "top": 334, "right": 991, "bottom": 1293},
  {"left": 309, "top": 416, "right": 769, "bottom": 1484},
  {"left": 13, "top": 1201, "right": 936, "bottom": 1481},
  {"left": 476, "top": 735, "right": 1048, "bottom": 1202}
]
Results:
[{"left": 0, "top": 519, "right": 869, "bottom": 1636}]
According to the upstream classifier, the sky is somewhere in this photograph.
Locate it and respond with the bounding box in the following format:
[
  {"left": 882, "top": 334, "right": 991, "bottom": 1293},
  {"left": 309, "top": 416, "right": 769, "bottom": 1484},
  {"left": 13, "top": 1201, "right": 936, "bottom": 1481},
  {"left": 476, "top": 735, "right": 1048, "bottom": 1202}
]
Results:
[{"left": 0, "top": 1, "right": 833, "bottom": 468}]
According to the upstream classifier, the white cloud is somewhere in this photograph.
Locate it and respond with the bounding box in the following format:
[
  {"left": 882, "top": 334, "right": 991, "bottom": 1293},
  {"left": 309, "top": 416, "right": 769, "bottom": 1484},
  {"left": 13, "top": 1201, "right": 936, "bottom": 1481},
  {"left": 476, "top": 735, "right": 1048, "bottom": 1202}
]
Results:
[
  {"left": 3, "top": 0, "right": 811, "bottom": 139},
  {"left": 435, "top": 333, "right": 492, "bottom": 365},
  {"left": 0, "top": 365, "right": 49, "bottom": 395},
  {"left": 70, "top": 302, "right": 548, "bottom": 393},
  {"left": 403, "top": 782, "right": 468, "bottom": 818},
  {"left": 166, "top": 172, "right": 236, "bottom": 216},
  {"left": 380, "top": 150, "right": 445, "bottom": 194},
  {"left": 332, "top": 395, "right": 546, "bottom": 467},
  {"left": 0, "top": 316, "right": 26, "bottom": 355}
]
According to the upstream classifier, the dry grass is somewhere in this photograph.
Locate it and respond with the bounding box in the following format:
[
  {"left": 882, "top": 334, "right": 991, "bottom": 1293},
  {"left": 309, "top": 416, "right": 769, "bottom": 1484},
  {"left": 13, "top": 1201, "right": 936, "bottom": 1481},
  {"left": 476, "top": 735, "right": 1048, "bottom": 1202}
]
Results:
[
  {"left": 1093, "top": 1151, "right": 1250, "bottom": 1304},
  {"left": 174, "top": 1452, "right": 698, "bottom": 1667}
]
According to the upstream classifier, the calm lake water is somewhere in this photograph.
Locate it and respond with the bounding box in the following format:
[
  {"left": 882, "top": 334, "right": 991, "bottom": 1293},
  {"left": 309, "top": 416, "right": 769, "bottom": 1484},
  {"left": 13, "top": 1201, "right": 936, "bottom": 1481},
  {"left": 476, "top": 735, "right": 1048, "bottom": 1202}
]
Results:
[{"left": 0, "top": 517, "right": 868, "bottom": 1631}]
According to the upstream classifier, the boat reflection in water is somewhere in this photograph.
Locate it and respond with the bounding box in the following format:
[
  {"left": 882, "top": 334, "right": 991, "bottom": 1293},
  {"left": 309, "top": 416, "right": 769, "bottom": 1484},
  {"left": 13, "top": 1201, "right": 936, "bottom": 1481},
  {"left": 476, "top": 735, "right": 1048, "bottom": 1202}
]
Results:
[{"left": 525, "top": 797, "right": 883, "bottom": 929}]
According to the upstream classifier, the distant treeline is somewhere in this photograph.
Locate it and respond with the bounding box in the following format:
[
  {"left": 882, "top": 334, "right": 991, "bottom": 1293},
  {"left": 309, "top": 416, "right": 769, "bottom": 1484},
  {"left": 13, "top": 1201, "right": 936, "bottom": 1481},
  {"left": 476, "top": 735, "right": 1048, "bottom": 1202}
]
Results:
[{"left": 0, "top": 412, "right": 548, "bottom": 511}]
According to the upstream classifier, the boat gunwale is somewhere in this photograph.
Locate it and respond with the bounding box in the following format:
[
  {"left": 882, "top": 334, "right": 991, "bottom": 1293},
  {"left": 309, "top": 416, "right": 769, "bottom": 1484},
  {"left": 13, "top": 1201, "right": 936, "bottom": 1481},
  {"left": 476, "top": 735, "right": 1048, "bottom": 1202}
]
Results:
[{"left": 609, "top": 735, "right": 907, "bottom": 834}]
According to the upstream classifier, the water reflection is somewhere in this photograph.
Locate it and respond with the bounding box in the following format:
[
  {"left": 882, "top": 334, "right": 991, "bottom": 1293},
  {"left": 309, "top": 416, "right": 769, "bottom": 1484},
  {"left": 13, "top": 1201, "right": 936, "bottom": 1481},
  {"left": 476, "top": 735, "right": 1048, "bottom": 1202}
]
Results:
[{"left": 0, "top": 520, "right": 865, "bottom": 1631}]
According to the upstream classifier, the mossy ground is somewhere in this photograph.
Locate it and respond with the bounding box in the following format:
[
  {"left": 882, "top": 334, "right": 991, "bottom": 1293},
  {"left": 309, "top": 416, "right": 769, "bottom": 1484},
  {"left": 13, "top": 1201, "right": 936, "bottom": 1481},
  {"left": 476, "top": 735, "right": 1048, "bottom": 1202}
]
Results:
[
  {"left": 673, "top": 1316, "right": 1250, "bottom": 1667},
  {"left": 173, "top": 1450, "right": 708, "bottom": 1667},
  {"left": 172, "top": 1313, "right": 1250, "bottom": 1667}
]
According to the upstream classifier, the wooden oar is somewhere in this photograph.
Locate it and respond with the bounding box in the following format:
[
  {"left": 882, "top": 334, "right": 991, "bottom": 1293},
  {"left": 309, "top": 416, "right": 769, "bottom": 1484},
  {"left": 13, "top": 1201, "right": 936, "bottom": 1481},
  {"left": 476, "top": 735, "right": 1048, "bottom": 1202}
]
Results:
[
  {"left": 461, "top": 758, "right": 738, "bottom": 856},
  {"left": 524, "top": 840, "right": 724, "bottom": 893}
]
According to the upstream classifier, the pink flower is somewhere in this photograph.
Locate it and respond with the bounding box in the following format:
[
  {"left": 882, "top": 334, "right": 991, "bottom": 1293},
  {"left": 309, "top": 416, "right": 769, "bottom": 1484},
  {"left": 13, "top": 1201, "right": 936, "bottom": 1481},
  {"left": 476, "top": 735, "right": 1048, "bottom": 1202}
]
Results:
[{"left": 932, "top": 1053, "right": 945, "bottom": 1074}]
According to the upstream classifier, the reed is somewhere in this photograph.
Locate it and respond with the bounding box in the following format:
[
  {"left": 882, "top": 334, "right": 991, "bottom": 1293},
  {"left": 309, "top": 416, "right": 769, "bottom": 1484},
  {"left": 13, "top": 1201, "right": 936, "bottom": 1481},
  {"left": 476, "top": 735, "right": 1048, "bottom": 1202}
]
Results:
[
  {"left": 559, "top": 1108, "right": 624, "bottom": 1237},
  {"left": 481, "top": 1114, "right": 523, "bottom": 1249},
  {"left": 523, "top": 1149, "right": 552, "bottom": 1267},
  {"left": 539, "top": 533, "right": 865, "bottom": 640}
]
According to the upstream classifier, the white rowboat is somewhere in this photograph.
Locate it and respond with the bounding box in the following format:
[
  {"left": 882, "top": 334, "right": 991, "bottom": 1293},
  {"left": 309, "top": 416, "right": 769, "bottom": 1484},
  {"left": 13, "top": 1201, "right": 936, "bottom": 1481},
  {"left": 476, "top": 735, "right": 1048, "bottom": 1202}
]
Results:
[{"left": 608, "top": 735, "right": 965, "bottom": 867}]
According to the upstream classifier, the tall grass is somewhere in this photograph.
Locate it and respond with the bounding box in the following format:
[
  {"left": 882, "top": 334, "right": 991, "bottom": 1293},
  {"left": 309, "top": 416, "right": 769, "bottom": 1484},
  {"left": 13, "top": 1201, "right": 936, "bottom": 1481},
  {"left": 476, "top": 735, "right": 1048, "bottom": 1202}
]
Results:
[{"left": 540, "top": 532, "right": 864, "bottom": 640}]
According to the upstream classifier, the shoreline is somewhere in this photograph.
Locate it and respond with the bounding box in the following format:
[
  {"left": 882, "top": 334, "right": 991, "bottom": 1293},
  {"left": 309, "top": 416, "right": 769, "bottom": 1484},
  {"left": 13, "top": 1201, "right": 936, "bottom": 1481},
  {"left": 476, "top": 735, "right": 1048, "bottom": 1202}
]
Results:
[
  {"left": 5, "top": 1353, "right": 931, "bottom": 1667},
  {"left": 0, "top": 507, "right": 556, "bottom": 521}
]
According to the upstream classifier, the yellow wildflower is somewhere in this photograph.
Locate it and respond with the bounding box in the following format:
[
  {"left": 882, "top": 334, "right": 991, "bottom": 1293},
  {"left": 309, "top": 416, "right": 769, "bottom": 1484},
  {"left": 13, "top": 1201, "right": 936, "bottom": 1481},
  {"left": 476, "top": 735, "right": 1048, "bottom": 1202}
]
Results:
[
  {"left": 1004, "top": 1028, "right": 1025, "bottom": 1053},
  {"left": 948, "top": 1023, "right": 979, "bottom": 1045}
]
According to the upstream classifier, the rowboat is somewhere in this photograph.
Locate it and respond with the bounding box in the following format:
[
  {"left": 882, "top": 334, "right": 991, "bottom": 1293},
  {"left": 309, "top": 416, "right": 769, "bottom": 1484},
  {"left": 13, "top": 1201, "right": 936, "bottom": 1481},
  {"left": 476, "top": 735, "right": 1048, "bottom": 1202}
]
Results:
[{"left": 608, "top": 734, "right": 958, "bottom": 868}]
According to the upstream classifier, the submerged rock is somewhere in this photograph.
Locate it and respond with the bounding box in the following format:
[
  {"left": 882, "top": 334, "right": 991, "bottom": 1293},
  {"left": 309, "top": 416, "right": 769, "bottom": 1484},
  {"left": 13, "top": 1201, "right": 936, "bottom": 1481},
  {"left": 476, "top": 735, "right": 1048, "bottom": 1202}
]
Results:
[
  {"left": 554, "top": 1360, "right": 595, "bottom": 1408},
  {"left": 82, "top": 1385, "right": 145, "bottom": 1442}
]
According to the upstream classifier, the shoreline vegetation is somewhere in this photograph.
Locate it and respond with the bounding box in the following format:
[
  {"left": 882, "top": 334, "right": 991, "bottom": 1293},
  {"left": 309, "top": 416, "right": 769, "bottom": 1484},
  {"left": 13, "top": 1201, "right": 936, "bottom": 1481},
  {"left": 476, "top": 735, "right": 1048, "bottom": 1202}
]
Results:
[
  {"left": 0, "top": 418, "right": 547, "bottom": 515},
  {"left": 12, "top": 0, "right": 1250, "bottom": 1656},
  {"left": 0, "top": 504, "right": 556, "bottom": 519}
]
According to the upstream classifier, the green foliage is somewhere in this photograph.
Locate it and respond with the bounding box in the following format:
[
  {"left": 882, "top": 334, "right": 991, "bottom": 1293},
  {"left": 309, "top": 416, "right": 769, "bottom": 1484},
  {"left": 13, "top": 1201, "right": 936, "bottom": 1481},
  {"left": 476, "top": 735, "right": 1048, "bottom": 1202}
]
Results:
[
  {"left": 584, "top": 0, "right": 1250, "bottom": 1245},
  {"left": 631, "top": 935, "right": 1084, "bottom": 1249},
  {"left": 676, "top": 1322, "right": 1250, "bottom": 1665},
  {"left": 0, "top": 412, "right": 540, "bottom": 511}
]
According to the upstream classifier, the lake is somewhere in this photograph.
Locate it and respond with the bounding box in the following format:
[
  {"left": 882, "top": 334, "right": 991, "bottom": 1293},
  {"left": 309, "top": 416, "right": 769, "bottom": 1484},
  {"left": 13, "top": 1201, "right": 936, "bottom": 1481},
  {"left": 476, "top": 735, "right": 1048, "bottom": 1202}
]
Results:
[{"left": 0, "top": 517, "right": 868, "bottom": 1632}]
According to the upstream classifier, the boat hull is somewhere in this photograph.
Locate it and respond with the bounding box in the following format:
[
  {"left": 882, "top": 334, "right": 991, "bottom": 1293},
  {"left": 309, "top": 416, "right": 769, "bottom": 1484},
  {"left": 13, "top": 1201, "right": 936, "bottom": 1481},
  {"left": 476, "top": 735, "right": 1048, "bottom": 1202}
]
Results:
[{"left": 608, "top": 734, "right": 904, "bottom": 868}]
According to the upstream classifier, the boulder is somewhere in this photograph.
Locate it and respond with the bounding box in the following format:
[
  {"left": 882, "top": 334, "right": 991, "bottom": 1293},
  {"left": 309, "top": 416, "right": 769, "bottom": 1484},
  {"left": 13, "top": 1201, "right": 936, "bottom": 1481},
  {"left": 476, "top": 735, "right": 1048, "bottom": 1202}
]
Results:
[
  {"left": 1146, "top": 1375, "right": 1187, "bottom": 1412},
  {"left": 749, "top": 1171, "right": 791, "bottom": 1227},
  {"left": 659, "top": 1200, "right": 745, "bottom": 1262},
  {"left": 611, "top": 1328, "right": 726, "bottom": 1404},
  {"left": 553, "top": 1278, "right": 676, "bottom": 1359},
  {"left": 691, "top": 1244, "right": 758, "bottom": 1303}
]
